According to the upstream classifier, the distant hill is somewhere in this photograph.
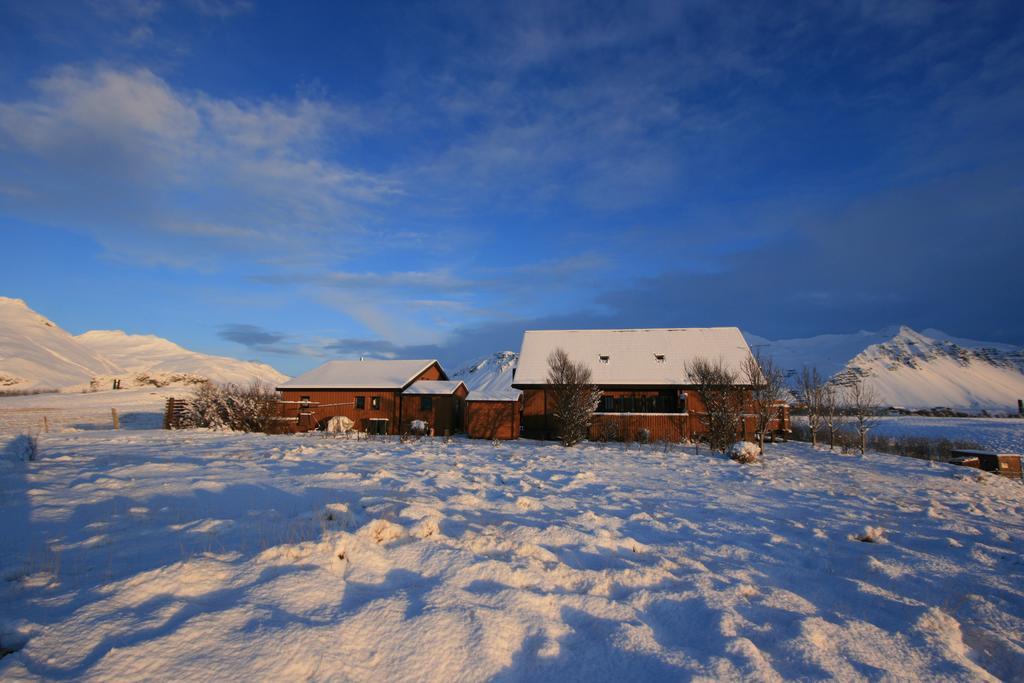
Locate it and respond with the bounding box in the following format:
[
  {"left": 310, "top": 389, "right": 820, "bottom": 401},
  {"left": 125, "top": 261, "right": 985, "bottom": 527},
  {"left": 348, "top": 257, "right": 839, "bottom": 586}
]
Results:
[
  {"left": 746, "top": 325, "right": 1024, "bottom": 414},
  {"left": 0, "top": 297, "right": 287, "bottom": 392},
  {"left": 0, "top": 297, "right": 123, "bottom": 390},
  {"left": 451, "top": 351, "right": 519, "bottom": 398},
  {"left": 77, "top": 330, "right": 288, "bottom": 388}
]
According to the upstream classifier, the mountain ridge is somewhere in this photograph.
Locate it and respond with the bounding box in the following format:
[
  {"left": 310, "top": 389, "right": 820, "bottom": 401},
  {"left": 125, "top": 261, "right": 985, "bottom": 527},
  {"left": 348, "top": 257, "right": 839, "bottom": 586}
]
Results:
[{"left": 0, "top": 297, "right": 287, "bottom": 391}]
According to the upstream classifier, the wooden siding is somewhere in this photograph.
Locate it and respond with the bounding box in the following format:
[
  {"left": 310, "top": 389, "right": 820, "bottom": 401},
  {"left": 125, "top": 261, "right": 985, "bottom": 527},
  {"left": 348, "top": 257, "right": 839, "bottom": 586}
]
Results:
[
  {"left": 399, "top": 383, "right": 468, "bottom": 435},
  {"left": 279, "top": 362, "right": 448, "bottom": 434},
  {"left": 589, "top": 413, "right": 689, "bottom": 442},
  {"left": 466, "top": 399, "right": 521, "bottom": 440},
  {"left": 518, "top": 385, "right": 789, "bottom": 443}
]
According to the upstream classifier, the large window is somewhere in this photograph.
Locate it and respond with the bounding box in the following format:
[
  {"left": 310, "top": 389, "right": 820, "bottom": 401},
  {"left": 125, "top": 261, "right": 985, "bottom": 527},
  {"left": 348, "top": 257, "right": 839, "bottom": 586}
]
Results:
[
  {"left": 420, "top": 396, "right": 433, "bottom": 411},
  {"left": 596, "top": 392, "right": 682, "bottom": 414}
]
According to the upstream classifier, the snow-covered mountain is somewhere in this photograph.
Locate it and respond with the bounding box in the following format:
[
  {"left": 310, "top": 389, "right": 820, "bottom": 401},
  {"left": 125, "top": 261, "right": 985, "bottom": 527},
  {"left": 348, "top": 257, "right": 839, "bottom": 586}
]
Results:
[
  {"left": 0, "top": 298, "right": 123, "bottom": 390},
  {"left": 747, "top": 325, "right": 1024, "bottom": 413},
  {"left": 451, "top": 351, "right": 519, "bottom": 397},
  {"left": 77, "top": 330, "right": 287, "bottom": 388},
  {"left": 0, "top": 297, "right": 287, "bottom": 391}
]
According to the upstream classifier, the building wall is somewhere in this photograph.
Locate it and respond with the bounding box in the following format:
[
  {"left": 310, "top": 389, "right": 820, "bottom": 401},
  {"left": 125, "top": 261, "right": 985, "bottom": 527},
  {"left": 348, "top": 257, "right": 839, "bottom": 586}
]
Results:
[
  {"left": 399, "top": 384, "right": 468, "bottom": 435},
  {"left": 589, "top": 413, "right": 689, "bottom": 442},
  {"left": 466, "top": 400, "right": 521, "bottom": 440},
  {"left": 278, "top": 362, "right": 448, "bottom": 434},
  {"left": 517, "top": 385, "right": 788, "bottom": 443},
  {"left": 278, "top": 388, "right": 401, "bottom": 433}
]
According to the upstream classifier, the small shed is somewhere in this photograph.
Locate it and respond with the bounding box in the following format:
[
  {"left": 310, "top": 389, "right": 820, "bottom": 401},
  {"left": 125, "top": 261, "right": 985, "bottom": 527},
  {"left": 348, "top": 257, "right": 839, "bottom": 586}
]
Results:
[
  {"left": 400, "top": 380, "right": 468, "bottom": 435},
  {"left": 950, "top": 449, "right": 1022, "bottom": 479},
  {"left": 465, "top": 390, "right": 522, "bottom": 440}
]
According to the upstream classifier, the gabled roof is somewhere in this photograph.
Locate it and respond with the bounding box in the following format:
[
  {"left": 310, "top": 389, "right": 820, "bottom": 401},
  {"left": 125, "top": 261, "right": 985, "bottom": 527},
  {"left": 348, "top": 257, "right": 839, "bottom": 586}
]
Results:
[
  {"left": 512, "top": 328, "right": 753, "bottom": 387},
  {"left": 277, "top": 359, "right": 442, "bottom": 390},
  {"left": 402, "top": 380, "right": 466, "bottom": 395}
]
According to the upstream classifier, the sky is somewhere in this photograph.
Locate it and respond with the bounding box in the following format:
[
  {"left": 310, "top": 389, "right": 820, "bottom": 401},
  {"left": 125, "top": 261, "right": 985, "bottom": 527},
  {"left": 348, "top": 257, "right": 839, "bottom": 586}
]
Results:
[{"left": 0, "top": 0, "right": 1022, "bottom": 376}]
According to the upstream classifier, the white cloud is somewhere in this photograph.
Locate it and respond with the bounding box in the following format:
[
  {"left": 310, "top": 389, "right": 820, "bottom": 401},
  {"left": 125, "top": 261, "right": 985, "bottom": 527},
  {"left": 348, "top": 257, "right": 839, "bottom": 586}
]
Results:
[{"left": 0, "top": 65, "right": 399, "bottom": 267}]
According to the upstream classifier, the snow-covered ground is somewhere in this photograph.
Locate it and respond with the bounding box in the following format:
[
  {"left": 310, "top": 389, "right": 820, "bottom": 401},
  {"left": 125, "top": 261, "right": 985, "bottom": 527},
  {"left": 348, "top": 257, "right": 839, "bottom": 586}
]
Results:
[
  {"left": 0, "top": 387, "right": 187, "bottom": 436},
  {"left": 866, "top": 417, "right": 1024, "bottom": 453},
  {"left": 795, "top": 416, "right": 1024, "bottom": 454},
  {"left": 2, "top": 431, "right": 1022, "bottom": 680}
]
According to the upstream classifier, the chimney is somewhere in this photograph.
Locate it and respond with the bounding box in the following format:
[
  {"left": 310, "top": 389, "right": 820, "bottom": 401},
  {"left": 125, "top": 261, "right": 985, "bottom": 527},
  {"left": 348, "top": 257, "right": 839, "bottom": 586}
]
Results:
[{"left": 1018, "top": 399, "right": 1023, "bottom": 415}]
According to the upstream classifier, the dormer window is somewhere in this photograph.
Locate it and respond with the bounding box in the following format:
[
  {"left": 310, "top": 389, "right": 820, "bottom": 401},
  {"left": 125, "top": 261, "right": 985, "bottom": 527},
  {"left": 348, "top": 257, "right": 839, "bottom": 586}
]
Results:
[
  {"left": 654, "top": 354, "right": 666, "bottom": 363},
  {"left": 599, "top": 354, "right": 610, "bottom": 364}
]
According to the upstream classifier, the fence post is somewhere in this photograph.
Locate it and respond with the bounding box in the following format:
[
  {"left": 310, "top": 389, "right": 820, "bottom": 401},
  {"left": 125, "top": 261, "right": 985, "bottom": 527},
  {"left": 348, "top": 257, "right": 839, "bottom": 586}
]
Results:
[{"left": 112, "top": 408, "right": 120, "bottom": 430}]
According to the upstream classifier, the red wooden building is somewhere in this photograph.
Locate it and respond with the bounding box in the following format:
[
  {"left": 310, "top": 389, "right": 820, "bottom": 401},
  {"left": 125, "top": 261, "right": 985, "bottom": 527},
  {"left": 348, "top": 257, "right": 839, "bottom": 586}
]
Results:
[
  {"left": 511, "top": 328, "right": 790, "bottom": 443},
  {"left": 465, "top": 390, "right": 522, "bottom": 440},
  {"left": 276, "top": 359, "right": 467, "bottom": 435}
]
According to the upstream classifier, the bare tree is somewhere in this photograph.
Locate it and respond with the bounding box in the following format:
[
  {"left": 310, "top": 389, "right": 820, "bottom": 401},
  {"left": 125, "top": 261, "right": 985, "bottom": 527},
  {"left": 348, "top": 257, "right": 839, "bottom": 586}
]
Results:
[
  {"left": 844, "top": 377, "right": 880, "bottom": 455},
  {"left": 546, "top": 348, "right": 602, "bottom": 447},
  {"left": 743, "top": 352, "right": 788, "bottom": 454},
  {"left": 797, "top": 367, "right": 824, "bottom": 448},
  {"left": 685, "top": 356, "right": 744, "bottom": 453},
  {"left": 820, "top": 382, "right": 844, "bottom": 451}
]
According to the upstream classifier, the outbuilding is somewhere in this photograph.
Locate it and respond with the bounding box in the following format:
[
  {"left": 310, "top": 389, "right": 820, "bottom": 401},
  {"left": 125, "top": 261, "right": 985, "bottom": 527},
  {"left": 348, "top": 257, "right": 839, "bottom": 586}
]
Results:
[
  {"left": 465, "top": 390, "right": 522, "bottom": 440},
  {"left": 400, "top": 380, "right": 469, "bottom": 436}
]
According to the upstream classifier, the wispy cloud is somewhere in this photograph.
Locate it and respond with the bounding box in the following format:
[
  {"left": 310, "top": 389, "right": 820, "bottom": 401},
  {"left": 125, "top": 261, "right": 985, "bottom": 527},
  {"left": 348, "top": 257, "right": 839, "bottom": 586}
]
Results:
[{"left": 0, "top": 65, "right": 397, "bottom": 268}]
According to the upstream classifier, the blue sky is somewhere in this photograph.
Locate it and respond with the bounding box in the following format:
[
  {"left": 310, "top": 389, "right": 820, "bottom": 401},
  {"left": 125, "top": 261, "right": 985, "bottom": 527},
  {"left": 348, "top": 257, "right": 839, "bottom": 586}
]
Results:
[{"left": 1, "top": 1, "right": 1022, "bottom": 375}]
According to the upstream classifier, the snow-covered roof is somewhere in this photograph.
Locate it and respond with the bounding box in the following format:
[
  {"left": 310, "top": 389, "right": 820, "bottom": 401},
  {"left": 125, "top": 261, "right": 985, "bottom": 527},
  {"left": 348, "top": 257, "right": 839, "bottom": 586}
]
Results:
[
  {"left": 402, "top": 380, "right": 466, "bottom": 395},
  {"left": 466, "top": 389, "right": 523, "bottom": 402},
  {"left": 277, "top": 359, "right": 440, "bottom": 390},
  {"left": 512, "top": 328, "right": 753, "bottom": 386}
]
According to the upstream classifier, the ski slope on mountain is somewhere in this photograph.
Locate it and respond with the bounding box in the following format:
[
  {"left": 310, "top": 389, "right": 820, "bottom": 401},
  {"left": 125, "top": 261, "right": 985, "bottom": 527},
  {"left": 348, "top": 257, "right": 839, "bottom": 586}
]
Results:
[
  {"left": 77, "top": 330, "right": 287, "bottom": 387},
  {"left": 0, "top": 298, "right": 122, "bottom": 391},
  {"left": 748, "top": 326, "right": 1024, "bottom": 413}
]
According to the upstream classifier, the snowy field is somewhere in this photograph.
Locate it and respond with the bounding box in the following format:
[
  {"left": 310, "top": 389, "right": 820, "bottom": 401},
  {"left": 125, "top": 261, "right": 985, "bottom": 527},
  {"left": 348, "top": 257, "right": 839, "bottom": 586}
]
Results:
[
  {"left": 866, "top": 416, "right": 1024, "bottom": 453},
  {"left": 795, "top": 415, "right": 1024, "bottom": 454},
  {"left": 0, "top": 388, "right": 186, "bottom": 436},
  {"left": 2, "top": 432, "right": 1023, "bottom": 681}
]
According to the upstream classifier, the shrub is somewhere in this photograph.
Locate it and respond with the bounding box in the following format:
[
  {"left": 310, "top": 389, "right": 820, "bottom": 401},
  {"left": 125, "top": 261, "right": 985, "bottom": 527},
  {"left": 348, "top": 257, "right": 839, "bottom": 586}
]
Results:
[{"left": 177, "top": 381, "right": 283, "bottom": 433}]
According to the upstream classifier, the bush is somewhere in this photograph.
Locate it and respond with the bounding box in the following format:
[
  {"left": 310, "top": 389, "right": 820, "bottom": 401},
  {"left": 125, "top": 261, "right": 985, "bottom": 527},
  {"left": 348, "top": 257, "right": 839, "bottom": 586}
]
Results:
[
  {"left": 176, "top": 381, "right": 283, "bottom": 433},
  {"left": 728, "top": 441, "right": 760, "bottom": 464}
]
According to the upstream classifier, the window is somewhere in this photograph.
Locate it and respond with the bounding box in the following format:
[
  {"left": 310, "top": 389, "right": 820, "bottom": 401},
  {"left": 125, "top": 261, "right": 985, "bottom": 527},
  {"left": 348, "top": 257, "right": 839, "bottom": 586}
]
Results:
[
  {"left": 599, "top": 354, "right": 610, "bottom": 364},
  {"left": 623, "top": 397, "right": 634, "bottom": 412},
  {"left": 300, "top": 395, "right": 310, "bottom": 408},
  {"left": 371, "top": 396, "right": 381, "bottom": 410},
  {"left": 356, "top": 396, "right": 365, "bottom": 409},
  {"left": 420, "top": 396, "right": 433, "bottom": 411},
  {"left": 654, "top": 354, "right": 666, "bottom": 363},
  {"left": 678, "top": 392, "right": 687, "bottom": 413}
]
